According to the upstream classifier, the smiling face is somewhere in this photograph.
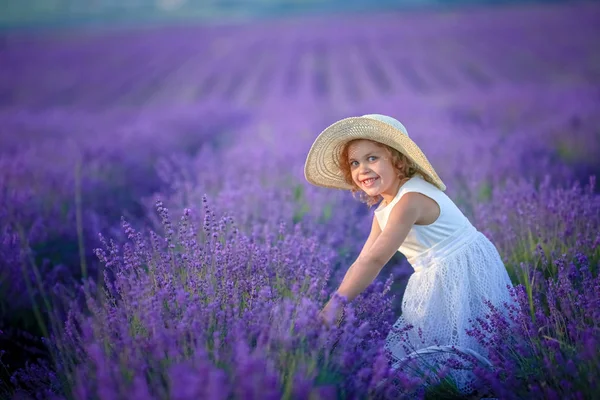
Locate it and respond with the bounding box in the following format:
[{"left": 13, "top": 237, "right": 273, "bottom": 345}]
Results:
[{"left": 346, "top": 139, "right": 402, "bottom": 201}]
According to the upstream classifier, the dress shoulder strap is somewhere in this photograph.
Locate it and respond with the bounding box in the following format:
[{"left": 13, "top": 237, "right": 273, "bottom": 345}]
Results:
[
  {"left": 374, "top": 174, "right": 449, "bottom": 229},
  {"left": 399, "top": 174, "right": 444, "bottom": 202}
]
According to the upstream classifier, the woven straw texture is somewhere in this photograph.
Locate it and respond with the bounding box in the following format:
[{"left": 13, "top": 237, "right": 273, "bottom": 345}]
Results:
[{"left": 304, "top": 115, "right": 446, "bottom": 191}]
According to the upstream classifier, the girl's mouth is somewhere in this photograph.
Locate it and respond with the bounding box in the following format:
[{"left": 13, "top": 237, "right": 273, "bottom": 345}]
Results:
[{"left": 361, "top": 177, "right": 379, "bottom": 188}]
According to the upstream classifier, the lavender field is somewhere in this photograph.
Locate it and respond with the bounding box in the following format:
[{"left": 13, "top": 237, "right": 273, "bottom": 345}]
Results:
[{"left": 1, "top": 1, "right": 600, "bottom": 399}]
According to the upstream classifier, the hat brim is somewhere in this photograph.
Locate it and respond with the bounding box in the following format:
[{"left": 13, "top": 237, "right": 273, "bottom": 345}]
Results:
[{"left": 304, "top": 116, "right": 446, "bottom": 191}]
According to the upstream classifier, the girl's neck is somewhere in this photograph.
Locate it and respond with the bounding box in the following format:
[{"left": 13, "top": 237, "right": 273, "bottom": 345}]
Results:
[{"left": 381, "top": 175, "right": 410, "bottom": 206}]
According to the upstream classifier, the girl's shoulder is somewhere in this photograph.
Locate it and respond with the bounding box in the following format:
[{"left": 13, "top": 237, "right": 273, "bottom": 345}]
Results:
[
  {"left": 397, "top": 174, "right": 450, "bottom": 210},
  {"left": 375, "top": 174, "right": 437, "bottom": 214},
  {"left": 400, "top": 173, "right": 441, "bottom": 195}
]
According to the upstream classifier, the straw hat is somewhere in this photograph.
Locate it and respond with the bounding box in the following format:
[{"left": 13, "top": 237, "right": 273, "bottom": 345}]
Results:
[{"left": 304, "top": 114, "right": 446, "bottom": 191}]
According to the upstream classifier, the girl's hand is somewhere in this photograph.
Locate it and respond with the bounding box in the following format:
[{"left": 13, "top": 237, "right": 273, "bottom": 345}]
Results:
[{"left": 318, "top": 301, "right": 345, "bottom": 328}]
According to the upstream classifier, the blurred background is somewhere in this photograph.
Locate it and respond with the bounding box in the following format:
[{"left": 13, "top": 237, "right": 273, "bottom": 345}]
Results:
[{"left": 1, "top": 0, "right": 599, "bottom": 395}]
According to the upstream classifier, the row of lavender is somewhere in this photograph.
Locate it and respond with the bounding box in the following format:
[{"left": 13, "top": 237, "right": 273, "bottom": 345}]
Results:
[
  {"left": 3, "top": 3, "right": 600, "bottom": 399},
  {"left": 0, "top": 103, "right": 250, "bottom": 376},
  {"left": 3, "top": 3, "right": 599, "bottom": 110}
]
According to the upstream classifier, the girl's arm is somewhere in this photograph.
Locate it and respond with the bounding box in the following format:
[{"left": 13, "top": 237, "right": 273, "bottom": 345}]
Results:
[
  {"left": 331, "top": 192, "right": 424, "bottom": 303},
  {"left": 336, "top": 213, "right": 382, "bottom": 291},
  {"left": 319, "top": 215, "right": 382, "bottom": 326},
  {"left": 358, "top": 213, "right": 383, "bottom": 260}
]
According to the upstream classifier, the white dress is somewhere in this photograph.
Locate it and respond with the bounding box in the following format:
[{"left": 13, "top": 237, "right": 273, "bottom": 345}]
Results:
[{"left": 374, "top": 174, "right": 514, "bottom": 394}]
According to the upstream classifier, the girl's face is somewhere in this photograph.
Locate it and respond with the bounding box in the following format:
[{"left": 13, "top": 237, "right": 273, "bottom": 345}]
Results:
[{"left": 347, "top": 140, "right": 400, "bottom": 198}]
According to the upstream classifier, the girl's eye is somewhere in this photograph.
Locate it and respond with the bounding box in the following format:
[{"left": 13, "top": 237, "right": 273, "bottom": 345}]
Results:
[{"left": 350, "top": 157, "right": 376, "bottom": 167}]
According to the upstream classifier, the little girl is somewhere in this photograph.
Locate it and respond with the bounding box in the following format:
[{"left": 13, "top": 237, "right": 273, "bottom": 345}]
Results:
[{"left": 304, "top": 114, "right": 514, "bottom": 393}]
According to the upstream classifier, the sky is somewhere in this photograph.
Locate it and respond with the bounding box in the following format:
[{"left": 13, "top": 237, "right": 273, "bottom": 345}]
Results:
[{"left": 0, "top": 0, "right": 582, "bottom": 30}]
